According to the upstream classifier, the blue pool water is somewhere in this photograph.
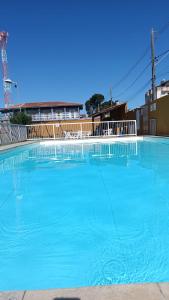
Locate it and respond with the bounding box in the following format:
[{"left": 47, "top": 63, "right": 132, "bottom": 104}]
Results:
[{"left": 1, "top": 138, "right": 169, "bottom": 290}]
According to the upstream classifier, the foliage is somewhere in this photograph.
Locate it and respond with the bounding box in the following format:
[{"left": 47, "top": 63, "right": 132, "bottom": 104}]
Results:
[
  {"left": 85, "top": 99, "right": 93, "bottom": 115},
  {"left": 10, "top": 112, "right": 32, "bottom": 125},
  {"left": 101, "top": 100, "right": 116, "bottom": 109},
  {"left": 85, "top": 93, "right": 105, "bottom": 115}
]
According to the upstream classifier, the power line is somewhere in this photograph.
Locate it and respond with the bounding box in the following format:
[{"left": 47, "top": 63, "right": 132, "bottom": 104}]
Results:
[
  {"left": 156, "top": 70, "right": 169, "bottom": 79},
  {"left": 158, "top": 21, "right": 169, "bottom": 35},
  {"left": 111, "top": 21, "right": 169, "bottom": 93},
  {"left": 126, "top": 79, "right": 151, "bottom": 103},
  {"left": 114, "top": 61, "right": 151, "bottom": 98},
  {"left": 156, "top": 49, "right": 169, "bottom": 66},
  {"left": 127, "top": 69, "right": 169, "bottom": 105},
  {"left": 156, "top": 48, "right": 169, "bottom": 59},
  {"left": 126, "top": 70, "right": 169, "bottom": 105},
  {"left": 111, "top": 47, "right": 150, "bottom": 91}
]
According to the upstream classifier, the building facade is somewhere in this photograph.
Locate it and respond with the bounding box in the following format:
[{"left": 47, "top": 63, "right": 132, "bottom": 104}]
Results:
[
  {"left": 125, "top": 94, "right": 169, "bottom": 136},
  {"left": 0, "top": 101, "right": 83, "bottom": 122},
  {"left": 91, "top": 102, "right": 128, "bottom": 122},
  {"left": 145, "top": 80, "right": 169, "bottom": 104}
]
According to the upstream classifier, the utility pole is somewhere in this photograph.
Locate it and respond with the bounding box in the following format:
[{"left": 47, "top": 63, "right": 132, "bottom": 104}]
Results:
[
  {"left": 151, "top": 28, "right": 156, "bottom": 101},
  {"left": 110, "top": 87, "right": 113, "bottom": 104}
]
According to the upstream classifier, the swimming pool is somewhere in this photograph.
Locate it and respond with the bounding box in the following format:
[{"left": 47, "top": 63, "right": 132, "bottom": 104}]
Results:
[{"left": 0, "top": 137, "right": 169, "bottom": 291}]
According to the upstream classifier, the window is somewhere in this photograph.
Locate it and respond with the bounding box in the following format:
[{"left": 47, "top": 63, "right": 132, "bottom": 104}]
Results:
[
  {"left": 104, "top": 112, "right": 110, "bottom": 118},
  {"left": 150, "top": 103, "right": 156, "bottom": 111},
  {"left": 161, "top": 90, "right": 167, "bottom": 95},
  {"left": 143, "top": 106, "right": 148, "bottom": 133},
  {"left": 150, "top": 119, "right": 157, "bottom": 135},
  {"left": 26, "top": 108, "right": 39, "bottom": 115}
]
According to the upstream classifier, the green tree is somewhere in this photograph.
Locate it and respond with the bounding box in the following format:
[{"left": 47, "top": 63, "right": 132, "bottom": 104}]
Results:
[
  {"left": 85, "top": 99, "right": 93, "bottom": 115},
  {"left": 10, "top": 112, "right": 32, "bottom": 125},
  {"left": 100, "top": 100, "right": 116, "bottom": 110},
  {"left": 85, "top": 93, "right": 105, "bottom": 115}
]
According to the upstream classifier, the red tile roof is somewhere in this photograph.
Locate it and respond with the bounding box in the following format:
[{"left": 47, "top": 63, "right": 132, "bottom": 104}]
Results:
[{"left": 0, "top": 101, "right": 83, "bottom": 111}]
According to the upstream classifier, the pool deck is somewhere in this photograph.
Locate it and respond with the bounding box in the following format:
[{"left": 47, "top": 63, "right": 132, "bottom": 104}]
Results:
[
  {"left": 40, "top": 136, "right": 143, "bottom": 145},
  {"left": 1, "top": 283, "right": 169, "bottom": 300},
  {"left": 0, "top": 140, "right": 36, "bottom": 152},
  {"left": 0, "top": 137, "right": 143, "bottom": 152}
]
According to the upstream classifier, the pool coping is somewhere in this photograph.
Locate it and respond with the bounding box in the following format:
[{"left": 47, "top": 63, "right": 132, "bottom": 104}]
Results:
[
  {"left": 0, "top": 140, "right": 37, "bottom": 152},
  {"left": 0, "top": 136, "right": 143, "bottom": 152},
  {"left": 1, "top": 282, "right": 169, "bottom": 300},
  {"left": 1, "top": 135, "right": 169, "bottom": 153},
  {"left": 40, "top": 135, "right": 143, "bottom": 145},
  {"left": 2, "top": 136, "right": 169, "bottom": 152}
]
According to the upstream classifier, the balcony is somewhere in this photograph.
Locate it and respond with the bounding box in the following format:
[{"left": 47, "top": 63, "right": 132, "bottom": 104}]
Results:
[{"left": 31, "top": 112, "right": 80, "bottom": 122}]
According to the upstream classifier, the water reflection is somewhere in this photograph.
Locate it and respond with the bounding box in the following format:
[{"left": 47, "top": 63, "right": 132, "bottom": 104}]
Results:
[
  {"left": 1, "top": 139, "right": 169, "bottom": 290},
  {"left": 0, "top": 142, "right": 138, "bottom": 172}
]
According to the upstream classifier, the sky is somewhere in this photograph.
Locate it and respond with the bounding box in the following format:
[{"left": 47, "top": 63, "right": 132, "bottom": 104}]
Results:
[{"left": 1, "top": 0, "right": 169, "bottom": 110}]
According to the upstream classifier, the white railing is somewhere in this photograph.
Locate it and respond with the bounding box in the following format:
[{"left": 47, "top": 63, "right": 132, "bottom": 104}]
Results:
[
  {"left": 31, "top": 112, "right": 80, "bottom": 121},
  {"left": 0, "top": 123, "right": 27, "bottom": 145},
  {"left": 27, "top": 120, "right": 137, "bottom": 140}
]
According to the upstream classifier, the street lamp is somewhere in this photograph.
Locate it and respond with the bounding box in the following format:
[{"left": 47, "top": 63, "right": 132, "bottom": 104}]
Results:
[{"left": 4, "top": 78, "right": 17, "bottom": 88}]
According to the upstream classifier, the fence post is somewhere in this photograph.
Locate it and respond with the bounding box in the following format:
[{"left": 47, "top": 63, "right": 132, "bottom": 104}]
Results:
[
  {"left": 53, "top": 124, "right": 56, "bottom": 139},
  {"left": 18, "top": 125, "right": 21, "bottom": 141},
  {"left": 80, "top": 123, "right": 83, "bottom": 139},
  {"left": 9, "top": 125, "right": 13, "bottom": 142},
  {"left": 108, "top": 121, "right": 110, "bottom": 135},
  {"left": 26, "top": 126, "right": 28, "bottom": 140},
  {"left": 135, "top": 120, "right": 137, "bottom": 136}
]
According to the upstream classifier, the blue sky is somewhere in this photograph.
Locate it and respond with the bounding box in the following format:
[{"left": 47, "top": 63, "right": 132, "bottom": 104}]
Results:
[{"left": 1, "top": 0, "right": 169, "bottom": 109}]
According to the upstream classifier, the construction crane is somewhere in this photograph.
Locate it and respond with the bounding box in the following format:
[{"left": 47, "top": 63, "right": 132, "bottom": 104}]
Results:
[{"left": 0, "top": 31, "right": 17, "bottom": 108}]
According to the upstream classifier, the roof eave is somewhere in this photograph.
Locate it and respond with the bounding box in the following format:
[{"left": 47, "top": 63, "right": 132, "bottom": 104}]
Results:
[{"left": 91, "top": 103, "right": 127, "bottom": 117}]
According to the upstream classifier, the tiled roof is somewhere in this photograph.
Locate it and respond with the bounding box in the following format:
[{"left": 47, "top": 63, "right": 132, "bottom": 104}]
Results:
[{"left": 0, "top": 101, "right": 83, "bottom": 111}]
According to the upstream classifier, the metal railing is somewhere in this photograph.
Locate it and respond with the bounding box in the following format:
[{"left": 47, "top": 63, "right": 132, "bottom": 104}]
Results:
[
  {"left": 31, "top": 112, "right": 80, "bottom": 121},
  {"left": 27, "top": 120, "right": 137, "bottom": 140},
  {"left": 0, "top": 123, "right": 27, "bottom": 145}
]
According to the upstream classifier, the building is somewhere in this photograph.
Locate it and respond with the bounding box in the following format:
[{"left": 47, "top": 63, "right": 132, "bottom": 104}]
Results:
[
  {"left": 145, "top": 80, "right": 169, "bottom": 104},
  {"left": 146, "top": 94, "right": 169, "bottom": 135},
  {"left": 91, "top": 102, "right": 128, "bottom": 122},
  {"left": 127, "top": 93, "right": 169, "bottom": 136},
  {"left": 136, "top": 81, "right": 169, "bottom": 135},
  {"left": 0, "top": 101, "right": 83, "bottom": 122}
]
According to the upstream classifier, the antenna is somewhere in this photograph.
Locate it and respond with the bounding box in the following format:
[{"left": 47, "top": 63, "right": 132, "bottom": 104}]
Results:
[
  {"left": 151, "top": 28, "right": 156, "bottom": 101},
  {"left": 110, "top": 87, "right": 113, "bottom": 103}
]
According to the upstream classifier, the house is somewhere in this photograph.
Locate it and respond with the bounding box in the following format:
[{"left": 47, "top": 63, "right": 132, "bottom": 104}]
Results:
[
  {"left": 146, "top": 94, "right": 169, "bottom": 135},
  {"left": 0, "top": 101, "right": 83, "bottom": 122},
  {"left": 91, "top": 102, "right": 128, "bottom": 122},
  {"left": 145, "top": 80, "right": 169, "bottom": 104},
  {"left": 136, "top": 81, "right": 169, "bottom": 135},
  {"left": 128, "top": 93, "right": 169, "bottom": 136}
]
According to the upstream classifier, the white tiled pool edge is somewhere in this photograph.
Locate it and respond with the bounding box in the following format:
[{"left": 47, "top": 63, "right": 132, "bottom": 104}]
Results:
[
  {"left": 2, "top": 136, "right": 169, "bottom": 153},
  {"left": 40, "top": 136, "right": 143, "bottom": 146},
  {"left": 2, "top": 136, "right": 169, "bottom": 152},
  {"left": 0, "top": 141, "right": 36, "bottom": 152},
  {"left": 1, "top": 282, "right": 169, "bottom": 300}
]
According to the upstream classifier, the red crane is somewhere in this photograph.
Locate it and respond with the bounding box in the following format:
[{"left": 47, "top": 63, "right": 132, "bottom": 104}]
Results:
[{"left": 0, "top": 31, "right": 16, "bottom": 108}]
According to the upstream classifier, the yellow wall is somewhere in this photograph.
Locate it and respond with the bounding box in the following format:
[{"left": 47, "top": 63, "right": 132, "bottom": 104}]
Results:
[
  {"left": 28, "top": 119, "right": 94, "bottom": 139},
  {"left": 149, "top": 95, "right": 169, "bottom": 136}
]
